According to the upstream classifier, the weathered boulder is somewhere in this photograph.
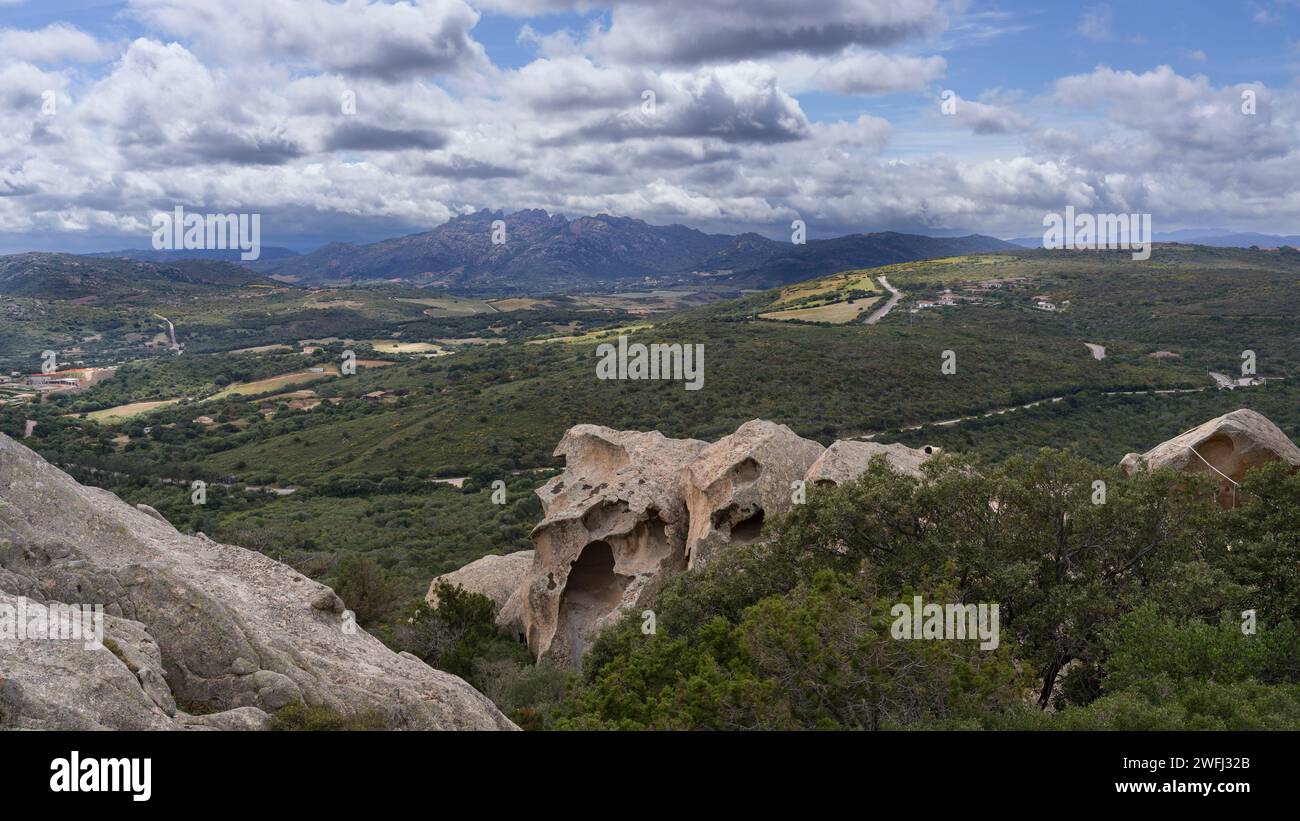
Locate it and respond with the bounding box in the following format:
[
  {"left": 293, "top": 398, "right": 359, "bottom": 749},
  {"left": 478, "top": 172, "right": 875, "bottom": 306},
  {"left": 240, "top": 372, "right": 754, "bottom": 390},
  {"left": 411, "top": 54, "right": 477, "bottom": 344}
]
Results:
[
  {"left": 0, "top": 433, "right": 515, "bottom": 731},
  {"left": 1120, "top": 409, "right": 1300, "bottom": 506},
  {"left": 427, "top": 550, "right": 534, "bottom": 637},
  {"left": 804, "top": 440, "right": 935, "bottom": 486},
  {"left": 0, "top": 593, "right": 184, "bottom": 730},
  {"left": 524, "top": 425, "right": 706, "bottom": 665},
  {"left": 682, "top": 420, "right": 825, "bottom": 569}
]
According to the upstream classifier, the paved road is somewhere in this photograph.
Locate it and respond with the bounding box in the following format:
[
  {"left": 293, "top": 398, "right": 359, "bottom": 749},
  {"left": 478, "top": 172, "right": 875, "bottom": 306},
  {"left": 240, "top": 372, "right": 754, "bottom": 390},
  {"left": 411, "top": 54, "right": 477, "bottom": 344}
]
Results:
[
  {"left": 865, "top": 276, "right": 902, "bottom": 325},
  {"left": 154, "top": 314, "right": 180, "bottom": 352}
]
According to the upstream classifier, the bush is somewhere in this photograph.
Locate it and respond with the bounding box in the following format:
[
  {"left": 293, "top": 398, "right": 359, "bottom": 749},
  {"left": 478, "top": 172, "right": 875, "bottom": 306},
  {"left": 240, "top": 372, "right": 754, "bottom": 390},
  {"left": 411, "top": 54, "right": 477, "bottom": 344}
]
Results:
[
  {"left": 269, "top": 702, "right": 388, "bottom": 731},
  {"left": 393, "top": 581, "right": 531, "bottom": 692},
  {"left": 557, "top": 449, "right": 1300, "bottom": 729},
  {"left": 332, "top": 555, "right": 403, "bottom": 627}
]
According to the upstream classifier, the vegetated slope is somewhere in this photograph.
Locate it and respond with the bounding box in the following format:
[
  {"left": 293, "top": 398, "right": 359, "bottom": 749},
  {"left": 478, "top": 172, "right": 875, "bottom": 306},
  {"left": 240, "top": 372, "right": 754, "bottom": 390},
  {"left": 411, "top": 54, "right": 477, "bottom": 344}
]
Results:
[
  {"left": 263, "top": 208, "right": 1014, "bottom": 291},
  {"left": 10, "top": 244, "right": 1300, "bottom": 659},
  {"left": 0, "top": 253, "right": 285, "bottom": 300},
  {"left": 215, "top": 247, "right": 1300, "bottom": 475},
  {"left": 555, "top": 447, "right": 1300, "bottom": 729},
  {"left": 722, "top": 231, "right": 1016, "bottom": 288},
  {"left": 87, "top": 246, "right": 301, "bottom": 264}
]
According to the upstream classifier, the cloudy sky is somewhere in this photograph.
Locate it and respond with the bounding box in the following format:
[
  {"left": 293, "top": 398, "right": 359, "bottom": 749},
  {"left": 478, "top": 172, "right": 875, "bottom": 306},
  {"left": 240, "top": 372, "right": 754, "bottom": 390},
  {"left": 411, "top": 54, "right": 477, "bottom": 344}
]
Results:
[{"left": 0, "top": 0, "right": 1297, "bottom": 253}]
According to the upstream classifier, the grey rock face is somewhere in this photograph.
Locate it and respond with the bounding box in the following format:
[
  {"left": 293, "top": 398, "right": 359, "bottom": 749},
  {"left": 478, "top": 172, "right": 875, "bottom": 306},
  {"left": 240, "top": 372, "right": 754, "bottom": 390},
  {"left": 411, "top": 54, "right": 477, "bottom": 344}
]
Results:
[
  {"left": 0, "top": 593, "right": 180, "bottom": 730},
  {"left": 0, "top": 433, "right": 515, "bottom": 731}
]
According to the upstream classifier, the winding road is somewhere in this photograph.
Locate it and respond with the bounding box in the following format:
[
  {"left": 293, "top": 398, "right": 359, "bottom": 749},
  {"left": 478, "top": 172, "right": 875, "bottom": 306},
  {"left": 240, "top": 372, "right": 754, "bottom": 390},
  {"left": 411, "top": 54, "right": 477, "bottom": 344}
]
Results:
[
  {"left": 864, "top": 276, "right": 902, "bottom": 325},
  {"left": 154, "top": 314, "right": 180, "bottom": 353}
]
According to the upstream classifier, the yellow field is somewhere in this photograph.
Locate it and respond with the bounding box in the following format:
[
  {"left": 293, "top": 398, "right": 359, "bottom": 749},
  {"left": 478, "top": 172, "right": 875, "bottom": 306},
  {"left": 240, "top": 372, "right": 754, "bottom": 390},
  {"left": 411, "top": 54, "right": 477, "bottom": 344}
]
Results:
[
  {"left": 364, "top": 340, "right": 447, "bottom": 354},
  {"left": 86, "top": 400, "right": 180, "bottom": 422},
  {"left": 775, "top": 270, "right": 878, "bottom": 307},
  {"left": 527, "top": 323, "right": 654, "bottom": 344},
  {"left": 759, "top": 298, "right": 879, "bottom": 324},
  {"left": 864, "top": 254, "right": 1026, "bottom": 285},
  {"left": 436, "top": 337, "right": 507, "bottom": 346},
  {"left": 230, "top": 344, "right": 293, "bottom": 354},
  {"left": 488, "top": 297, "right": 551, "bottom": 311},
  {"left": 303, "top": 299, "right": 363, "bottom": 309},
  {"left": 209, "top": 367, "right": 340, "bottom": 399}
]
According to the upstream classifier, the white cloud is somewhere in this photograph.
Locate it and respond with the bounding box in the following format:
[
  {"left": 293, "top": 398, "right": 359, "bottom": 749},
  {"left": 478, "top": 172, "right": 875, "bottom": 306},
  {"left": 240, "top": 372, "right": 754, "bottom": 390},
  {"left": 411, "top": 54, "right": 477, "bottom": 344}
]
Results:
[
  {"left": 583, "top": 0, "right": 945, "bottom": 66},
  {"left": 2, "top": 3, "right": 1299, "bottom": 246},
  {"left": 1077, "top": 4, "right": 1114, "bottom": 41},
  {"left": 0, "top": 24, "right": 110, "bottom": 64},
  {"left": 127, "top": 0, "right": 488, "bottom": 78},
  {"left": 940, "top": 92, "right": 1034, "bottom": 134},
  {"left": 775, "top": 49, "right": 946, "bottom": 95}
]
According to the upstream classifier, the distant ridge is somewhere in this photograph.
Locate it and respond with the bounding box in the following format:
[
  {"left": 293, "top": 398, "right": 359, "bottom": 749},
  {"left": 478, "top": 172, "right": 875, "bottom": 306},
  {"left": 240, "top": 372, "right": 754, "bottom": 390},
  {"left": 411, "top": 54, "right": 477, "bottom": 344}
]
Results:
[
  {"left": 87, "top": 247, "right": 301, "bottom": 263},
  {"left": 1008, "top": 229, "right": 1300, "bottom": 249},
  {"left": 258, "top": 209, "right": 1015, "bottom": 292},
  {"left": 0, "top": 253, "right": 287, "bottom": 300}
]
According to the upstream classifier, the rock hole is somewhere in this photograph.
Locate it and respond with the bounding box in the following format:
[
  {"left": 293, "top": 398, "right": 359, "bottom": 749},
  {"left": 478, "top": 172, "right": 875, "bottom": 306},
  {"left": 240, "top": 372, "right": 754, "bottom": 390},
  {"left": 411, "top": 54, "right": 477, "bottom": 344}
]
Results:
[
  {"left": 729, "top": 509, "right": 765, "bottom": 543},
  {"left": 555, "top": 540, "right": 631, "bottom": 661},
  {"left": 730, "top": 457, "right": 761, "bottom": 484}
]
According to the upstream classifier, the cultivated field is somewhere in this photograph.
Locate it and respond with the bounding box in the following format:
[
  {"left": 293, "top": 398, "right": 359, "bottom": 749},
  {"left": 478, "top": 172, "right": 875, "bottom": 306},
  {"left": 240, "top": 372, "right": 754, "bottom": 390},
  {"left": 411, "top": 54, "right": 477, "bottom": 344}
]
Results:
[
  {"left": 364, "top": 340, "right": 447, "bottom": 354},
  {"left": 774, "top": 270, "right": 878, "bottom": 307},
  {"left": 759, "top": 297, "right": 879, "bottom": 324},
  {"left": 209, "top": 367, "right": 341, "bottom": 399},
  {"left": 85, "top": 399, "right": 181, "bottom": 422}
]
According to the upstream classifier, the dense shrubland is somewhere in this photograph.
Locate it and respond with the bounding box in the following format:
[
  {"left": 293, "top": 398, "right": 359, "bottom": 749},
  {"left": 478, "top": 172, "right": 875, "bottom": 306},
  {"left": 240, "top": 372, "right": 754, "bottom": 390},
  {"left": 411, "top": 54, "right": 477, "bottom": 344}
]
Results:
[{"left": 548, "top": 452, "right": 1300, "bottom": 729}]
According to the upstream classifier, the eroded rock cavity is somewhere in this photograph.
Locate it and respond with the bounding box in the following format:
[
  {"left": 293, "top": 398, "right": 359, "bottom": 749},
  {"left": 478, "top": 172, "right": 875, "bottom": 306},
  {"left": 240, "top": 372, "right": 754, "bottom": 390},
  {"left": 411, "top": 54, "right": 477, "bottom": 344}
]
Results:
[{"left": 523, "top": 425, "right": 706, "bottom": 665}]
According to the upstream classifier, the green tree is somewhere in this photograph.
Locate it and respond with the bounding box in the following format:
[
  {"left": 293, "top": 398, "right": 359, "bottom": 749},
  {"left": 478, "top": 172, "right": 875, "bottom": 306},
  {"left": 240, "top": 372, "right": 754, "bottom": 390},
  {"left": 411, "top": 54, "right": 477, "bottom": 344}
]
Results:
[{"left": 333, "top": 555, "right": 402, "bottom": 627}]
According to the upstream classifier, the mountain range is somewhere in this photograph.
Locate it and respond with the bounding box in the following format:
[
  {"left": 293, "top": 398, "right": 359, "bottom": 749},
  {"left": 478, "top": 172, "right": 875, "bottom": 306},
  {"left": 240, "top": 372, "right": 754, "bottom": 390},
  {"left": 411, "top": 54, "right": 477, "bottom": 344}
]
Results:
[{"left": 83, "top": 209, "right": 1016, "bottom": 293}]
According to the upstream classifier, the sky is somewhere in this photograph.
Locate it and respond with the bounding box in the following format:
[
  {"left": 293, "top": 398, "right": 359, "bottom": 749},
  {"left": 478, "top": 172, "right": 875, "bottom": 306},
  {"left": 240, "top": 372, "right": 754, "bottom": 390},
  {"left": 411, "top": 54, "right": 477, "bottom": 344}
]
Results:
[{"left": 0, "top": 0, "right": 1297, "bottom": 253}]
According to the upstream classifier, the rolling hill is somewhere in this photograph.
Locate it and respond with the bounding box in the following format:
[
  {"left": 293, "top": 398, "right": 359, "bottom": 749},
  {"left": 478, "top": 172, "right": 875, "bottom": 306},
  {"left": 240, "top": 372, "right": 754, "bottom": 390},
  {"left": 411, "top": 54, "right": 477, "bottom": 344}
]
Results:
[{"left": 0, "top": 253, "right": 289, "bottom": 300}]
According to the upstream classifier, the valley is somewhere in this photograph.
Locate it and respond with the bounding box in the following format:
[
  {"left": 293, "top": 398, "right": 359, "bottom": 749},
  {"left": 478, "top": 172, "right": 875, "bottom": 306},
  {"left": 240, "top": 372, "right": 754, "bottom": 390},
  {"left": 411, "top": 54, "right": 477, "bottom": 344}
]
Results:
[
  {"left": 4, "top": 240, "right": 1300, "bottom": 732},
  {"left": 5, "top": 244, "right": 1298, "bottom": 581}
]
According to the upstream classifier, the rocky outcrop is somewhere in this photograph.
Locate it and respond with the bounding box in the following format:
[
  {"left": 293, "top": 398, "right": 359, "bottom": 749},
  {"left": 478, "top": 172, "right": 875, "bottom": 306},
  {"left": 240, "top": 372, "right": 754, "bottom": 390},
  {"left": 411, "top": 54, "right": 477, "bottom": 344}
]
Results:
[
  {"left": 1120, "top": 409, "right": 1300, "bottom": 506},
  {"left": 427, "top": 550, "right": 534, "bottom": 637},
  {"left": 682, "top": 420, "right": 825, "bottom": 569},
  {"left": 523, "top": 425, "right": 707, "bottom": 666},
  {"left": 804, "top": 440, "right": 935, "bottom": 486},
  {"left": 452, "top": 421, "right": 919, "bottom": 667},
  {"left": 0, "top": 433, "right": 515, "bottom": 731},
  {"left": 0, "top": 592, "right": 180, "bottom": 730}
]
